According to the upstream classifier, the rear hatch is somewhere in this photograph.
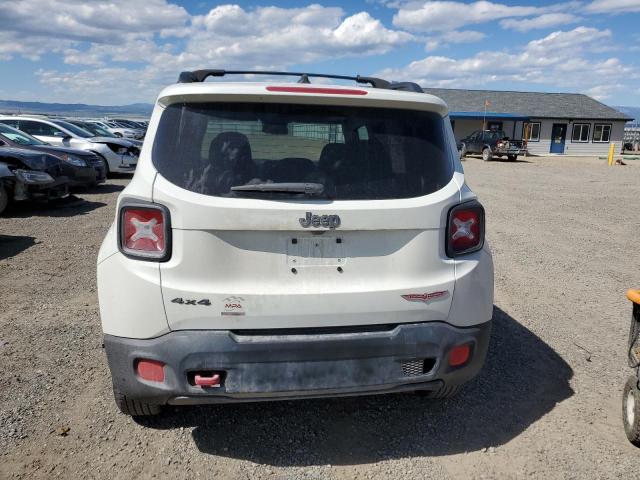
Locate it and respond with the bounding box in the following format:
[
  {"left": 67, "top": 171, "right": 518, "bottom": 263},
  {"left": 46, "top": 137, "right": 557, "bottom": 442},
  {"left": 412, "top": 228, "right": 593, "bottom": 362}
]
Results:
[{"left": 152, "top": 93, "right": 460, "bottom": 330}]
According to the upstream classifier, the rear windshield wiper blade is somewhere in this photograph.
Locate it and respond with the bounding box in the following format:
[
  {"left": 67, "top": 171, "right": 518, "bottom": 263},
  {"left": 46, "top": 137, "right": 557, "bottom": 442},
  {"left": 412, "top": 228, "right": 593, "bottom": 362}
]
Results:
[{"left": 230, "top": 182, "right": 325, "bottom": 196}]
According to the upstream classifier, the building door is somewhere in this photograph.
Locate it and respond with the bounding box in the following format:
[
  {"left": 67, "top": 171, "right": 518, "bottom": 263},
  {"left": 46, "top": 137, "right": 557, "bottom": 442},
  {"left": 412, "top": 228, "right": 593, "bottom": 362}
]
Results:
[{"left": 550, "top": 123, "right": 567, "bottom": 154}]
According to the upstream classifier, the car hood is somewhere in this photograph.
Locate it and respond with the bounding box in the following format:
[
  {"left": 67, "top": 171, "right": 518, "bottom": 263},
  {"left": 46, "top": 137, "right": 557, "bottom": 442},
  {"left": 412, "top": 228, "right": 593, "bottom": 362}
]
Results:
[
  {"left": 0, "top": 146, "right": 62, "bottom": 170},
  {"left": 89, "top": 137, "right": 134, "bottom": 147},
  {"left": 27, "top": 144, "right": 94, "bottom": 158}
]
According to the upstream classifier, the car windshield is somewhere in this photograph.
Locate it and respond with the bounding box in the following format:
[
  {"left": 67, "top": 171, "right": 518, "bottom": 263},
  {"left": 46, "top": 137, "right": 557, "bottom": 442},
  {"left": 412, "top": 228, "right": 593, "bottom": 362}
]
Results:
[
  {"left": 484, "top": 130, "right": 507, "bottom": 139},
  {"left": 51, "top": 120, "right": 94, "bottom": 138},
  {"left": 0, "top": 123, "right": 46, "bottom": 146},
  {"left": 153, "top": 102, "right": 454, "bottom": 200},
  {"left": 77, "top": 122, "right": 116, "bottom": 138},
  {"left": 115, "top": 120, "right": 138, "bottom": 128}
]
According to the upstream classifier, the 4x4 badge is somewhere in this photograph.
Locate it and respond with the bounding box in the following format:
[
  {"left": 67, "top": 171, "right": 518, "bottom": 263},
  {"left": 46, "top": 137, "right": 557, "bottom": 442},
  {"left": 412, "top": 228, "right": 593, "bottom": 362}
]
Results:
[{"left": 299, "top": 212, "right": 341, "bottom": 229}]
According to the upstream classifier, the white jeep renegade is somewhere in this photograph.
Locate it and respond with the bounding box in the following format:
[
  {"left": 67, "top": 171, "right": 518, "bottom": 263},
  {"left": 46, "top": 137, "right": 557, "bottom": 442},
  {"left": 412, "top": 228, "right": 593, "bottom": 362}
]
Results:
[{"left": 97, "top": 70, "right": 494, "bottom": 416}]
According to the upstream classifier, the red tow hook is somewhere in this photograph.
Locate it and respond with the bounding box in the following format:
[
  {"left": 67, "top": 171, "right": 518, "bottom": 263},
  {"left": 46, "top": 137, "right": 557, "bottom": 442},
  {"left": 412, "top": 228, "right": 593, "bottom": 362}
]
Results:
[{"left": 194, "top": 373, "right": 221, "bottom": 387}]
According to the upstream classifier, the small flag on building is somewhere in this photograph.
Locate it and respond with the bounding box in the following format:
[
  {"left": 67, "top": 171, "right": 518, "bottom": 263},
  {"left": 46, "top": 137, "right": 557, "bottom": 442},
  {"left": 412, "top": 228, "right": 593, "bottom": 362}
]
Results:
[{"left": 485, "top": 99, "right": 491, "bottom": 108}]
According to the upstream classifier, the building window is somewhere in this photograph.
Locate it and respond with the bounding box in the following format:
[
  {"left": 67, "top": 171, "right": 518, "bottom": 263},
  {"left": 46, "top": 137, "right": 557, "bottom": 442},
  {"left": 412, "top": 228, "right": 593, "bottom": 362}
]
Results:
[
  {"left": 522, "top": 122, "right": 541, "bottom": 142},
  {"left": 592, "top": 124, "right": 611, "bottom": 143},
  {"left": 571, "top": 123, "right": 590, "bottom": 143}
]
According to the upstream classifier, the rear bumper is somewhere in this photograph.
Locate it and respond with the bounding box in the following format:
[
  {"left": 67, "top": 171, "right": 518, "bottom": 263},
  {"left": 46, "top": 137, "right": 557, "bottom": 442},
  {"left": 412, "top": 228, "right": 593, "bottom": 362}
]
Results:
[
  {"left": 105, "top": 320, "right": 491, "bottom": 405},
  {"left": 494, "top": 148, "right": 526, "bottom": 156}
]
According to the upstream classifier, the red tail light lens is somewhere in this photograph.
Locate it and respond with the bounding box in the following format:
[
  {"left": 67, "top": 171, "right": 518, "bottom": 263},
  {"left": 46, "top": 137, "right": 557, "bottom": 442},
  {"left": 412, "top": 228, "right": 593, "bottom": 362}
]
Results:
[
  {"left": 136, "top": 359, "right": 165, "bottom": 383},
  {"left": 118, "top": 203, "right": 171, "bottom": 261},
  {"left": 446, "top": 201, "right": 485, "bottom": 257},
  {"left": 448, "top": 344, "right": 472, "bottom": 367}
]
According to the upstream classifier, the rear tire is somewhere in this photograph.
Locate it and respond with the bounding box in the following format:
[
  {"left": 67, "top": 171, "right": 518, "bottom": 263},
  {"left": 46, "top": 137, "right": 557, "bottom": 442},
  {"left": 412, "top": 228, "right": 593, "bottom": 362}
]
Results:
[
  {"left": 0, "top": 183, "right": 9, "bottom": 215},
  {"left": 113, "top": 385, "right": 163, "bottom": 417},
  {"left": 482, "top": 148, "right": 492, "bottom": 162},
  {"left": 623, "top": 376, "right": 640, "bottom": 446},
  {"left": 507, "top": 154, "right": 517, "bottom": 162}
]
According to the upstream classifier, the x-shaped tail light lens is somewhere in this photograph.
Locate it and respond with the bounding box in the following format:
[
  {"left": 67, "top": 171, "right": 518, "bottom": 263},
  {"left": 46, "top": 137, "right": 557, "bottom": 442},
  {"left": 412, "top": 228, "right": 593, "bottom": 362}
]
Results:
[
  {"left": 446, "top": 201, "right": 484, "bottom": 257},
  {"left": 119, "top": 204, "right": 171, "bottom": 261}
]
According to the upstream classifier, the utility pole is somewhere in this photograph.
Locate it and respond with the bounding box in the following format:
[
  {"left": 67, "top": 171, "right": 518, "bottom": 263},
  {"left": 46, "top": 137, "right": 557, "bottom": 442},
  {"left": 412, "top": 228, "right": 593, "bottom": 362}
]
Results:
[{"left": 483, "top": 99, "right": 490, "bottom": 131}]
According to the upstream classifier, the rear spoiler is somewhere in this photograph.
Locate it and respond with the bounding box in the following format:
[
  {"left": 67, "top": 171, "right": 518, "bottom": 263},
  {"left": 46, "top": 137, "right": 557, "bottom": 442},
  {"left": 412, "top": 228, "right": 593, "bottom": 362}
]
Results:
[{"left": 177, "top": 70, "right": 424, "bottom": 93}]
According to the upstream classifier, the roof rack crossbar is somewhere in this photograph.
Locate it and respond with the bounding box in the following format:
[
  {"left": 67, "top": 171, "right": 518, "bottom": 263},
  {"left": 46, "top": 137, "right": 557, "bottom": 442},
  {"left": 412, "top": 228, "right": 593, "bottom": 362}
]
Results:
[
  {"left": 388, "top": 82, "right": 423, "bottom": 93},
  {"left": 177, "top": 69, "right": 391, "bottom": 89}
]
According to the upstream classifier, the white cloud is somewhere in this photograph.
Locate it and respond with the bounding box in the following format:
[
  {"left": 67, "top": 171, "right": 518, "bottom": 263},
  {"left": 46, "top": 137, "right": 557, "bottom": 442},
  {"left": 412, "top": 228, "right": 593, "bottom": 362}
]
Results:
[
  {"left": 62, "top": 35, "right": 171, "bottom": 66},
  {"left": 0, "top": 31, "right": 73, "bottom": 61},
  {"left": 583, "top": 83, "right": 626, "bottom": 101},
  {"left": 180, "top": 6, "right": 413, "bottom": 69},
  {"left": 2, "top": 1, "right": 637, "bottom": 105},
  {"left": 377, "top": 27, "right": 635, "bottom": 96},
  {"left": 16, "top": 3, "right": 412, "bottom": 69},
  {"left": 500, "top": 13, "right": 580, "bottom": 32},
  {"left": 585, "top": 0, "right": 640, "bottom": 13},
  {"left": 393, "top": 1, "right": 541, "bottom": 32},
  {"left": 422, "top": 30, "right": 486, "bottom": 52},
  {"left": 35, "top": 66, "right": 172, "bottom": 105},
  {"left": 26, "top": 3, "right": 414, "bottom": 103},
  {"left": 0, "top": 0, "right": 189, "bottom": 62},
  {"left": 0, "top": 0, "right": 189, "bottom": 43},
  {"left": 447, "top": 30, "right": 487, "bottom": 43}
]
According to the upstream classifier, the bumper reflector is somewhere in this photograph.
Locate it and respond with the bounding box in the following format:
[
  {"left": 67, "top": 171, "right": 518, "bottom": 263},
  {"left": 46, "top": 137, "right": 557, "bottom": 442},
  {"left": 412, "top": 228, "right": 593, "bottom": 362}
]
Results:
[
  {"left": 136, "top": 359, "right": 165, "bottom": 383},
  {"left": 448, "top": 344, "right": 471, "bottom": 367}
]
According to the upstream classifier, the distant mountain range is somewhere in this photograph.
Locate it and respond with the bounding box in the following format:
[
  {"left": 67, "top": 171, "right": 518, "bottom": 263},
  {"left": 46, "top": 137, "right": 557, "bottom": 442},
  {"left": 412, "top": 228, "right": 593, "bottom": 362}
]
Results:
[
  {"left": 614, "top": 106, "right": 640, "bottom": 124},
  {"left": 0, "top": 99, "right": 153, "bottom": 118}
]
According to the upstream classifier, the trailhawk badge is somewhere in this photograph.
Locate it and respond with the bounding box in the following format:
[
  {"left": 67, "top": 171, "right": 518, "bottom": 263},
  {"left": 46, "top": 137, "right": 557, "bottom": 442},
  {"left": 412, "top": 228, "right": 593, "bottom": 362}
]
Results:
[
  {"left": 401, "top": 291, "right": 449, "bottom": 303},
  {"left": 299, "top": 212, "right": 341, "bottom": 229}
]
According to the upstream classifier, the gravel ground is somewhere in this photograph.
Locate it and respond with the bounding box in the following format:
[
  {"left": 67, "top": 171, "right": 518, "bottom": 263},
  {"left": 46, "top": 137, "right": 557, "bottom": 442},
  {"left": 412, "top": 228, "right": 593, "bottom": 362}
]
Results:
[{"left": 1, "top": 156, "right": 639, "bottom": 479}]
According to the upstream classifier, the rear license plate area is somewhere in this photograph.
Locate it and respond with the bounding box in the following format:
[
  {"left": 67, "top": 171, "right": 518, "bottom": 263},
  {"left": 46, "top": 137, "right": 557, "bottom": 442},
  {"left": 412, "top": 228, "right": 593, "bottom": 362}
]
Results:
[{"left": 286, "top": 236, "right": 345, "bottom": 267}]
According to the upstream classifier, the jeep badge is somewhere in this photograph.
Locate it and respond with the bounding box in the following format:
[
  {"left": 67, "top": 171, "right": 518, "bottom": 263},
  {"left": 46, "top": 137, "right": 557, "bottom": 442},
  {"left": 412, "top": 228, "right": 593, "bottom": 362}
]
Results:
[{"left": 299, "top": 212, "right": 341, "bottom": 229}]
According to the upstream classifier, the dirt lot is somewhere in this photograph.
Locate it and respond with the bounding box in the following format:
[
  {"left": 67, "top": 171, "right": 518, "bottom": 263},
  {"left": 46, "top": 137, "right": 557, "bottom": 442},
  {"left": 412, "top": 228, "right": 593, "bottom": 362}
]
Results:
[{"left": 1, "top": 156, "right": 639, "bottom": 479}]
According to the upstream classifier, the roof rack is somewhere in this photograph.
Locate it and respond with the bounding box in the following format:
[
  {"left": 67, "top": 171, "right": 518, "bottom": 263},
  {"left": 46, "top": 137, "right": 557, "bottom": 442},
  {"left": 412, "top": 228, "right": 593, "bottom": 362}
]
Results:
[{"left": 177, "top": 70, "right": 423, "bottom": 93}]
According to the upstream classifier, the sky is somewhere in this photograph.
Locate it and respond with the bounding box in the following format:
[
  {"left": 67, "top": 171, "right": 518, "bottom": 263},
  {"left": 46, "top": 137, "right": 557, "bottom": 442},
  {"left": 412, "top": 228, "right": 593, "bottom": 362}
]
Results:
[{"left": 1, "top": 0, "right": 639, "bottom": 106}]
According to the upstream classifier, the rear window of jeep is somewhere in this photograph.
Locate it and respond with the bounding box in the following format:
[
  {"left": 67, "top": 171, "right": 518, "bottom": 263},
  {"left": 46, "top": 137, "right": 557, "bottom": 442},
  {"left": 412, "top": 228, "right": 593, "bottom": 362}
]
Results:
[{"left": 153, "top": 102, "right": 454, "bottom": 200}]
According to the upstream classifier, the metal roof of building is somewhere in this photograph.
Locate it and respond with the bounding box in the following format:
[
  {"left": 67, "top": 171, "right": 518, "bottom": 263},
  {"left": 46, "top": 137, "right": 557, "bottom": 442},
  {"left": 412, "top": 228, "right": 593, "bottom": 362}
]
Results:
[{"left": 423, "top": 88, "right": 633, "bottom": 121}]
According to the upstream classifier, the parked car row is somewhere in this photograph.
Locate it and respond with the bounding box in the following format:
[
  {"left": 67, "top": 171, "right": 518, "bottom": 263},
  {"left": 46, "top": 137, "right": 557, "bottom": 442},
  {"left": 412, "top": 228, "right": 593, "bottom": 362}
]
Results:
[{"left": 0, "top": 115, "right": 144, "bottom": 215}]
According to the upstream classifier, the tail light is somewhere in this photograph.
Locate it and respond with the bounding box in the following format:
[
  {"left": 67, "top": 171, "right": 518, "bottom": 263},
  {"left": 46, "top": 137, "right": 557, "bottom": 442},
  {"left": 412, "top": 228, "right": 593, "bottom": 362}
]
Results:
[
  {"left": 446, "top": 201, "right": 485, "bottom": 257},
  {"left": 136, "top": 359, "right": 165, "bottom": 382},
  {"left": 118, "top": 202, "right": 171, "bottom": 261},
  {"left": 448, "top": 344, "right": 472, "bottom": 367}
]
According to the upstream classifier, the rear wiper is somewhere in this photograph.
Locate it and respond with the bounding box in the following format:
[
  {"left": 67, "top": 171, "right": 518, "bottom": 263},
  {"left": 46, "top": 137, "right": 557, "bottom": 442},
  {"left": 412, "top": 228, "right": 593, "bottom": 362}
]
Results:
[{"left": 230, "top": 182, "right": 325, "bottom": 196}]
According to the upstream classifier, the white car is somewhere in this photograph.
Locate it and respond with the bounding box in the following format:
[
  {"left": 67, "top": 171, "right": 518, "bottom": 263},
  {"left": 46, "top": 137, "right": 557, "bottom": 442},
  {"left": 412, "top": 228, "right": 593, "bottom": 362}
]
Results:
[
  {"left": 87, "top": 120, "right": 142, "bottom": 140},
  {"left": 97, "top": 70, "right": 494, "bottom": 416},
  {"left": 0, "top": 116, "right": 139, "bottom": 175}
]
